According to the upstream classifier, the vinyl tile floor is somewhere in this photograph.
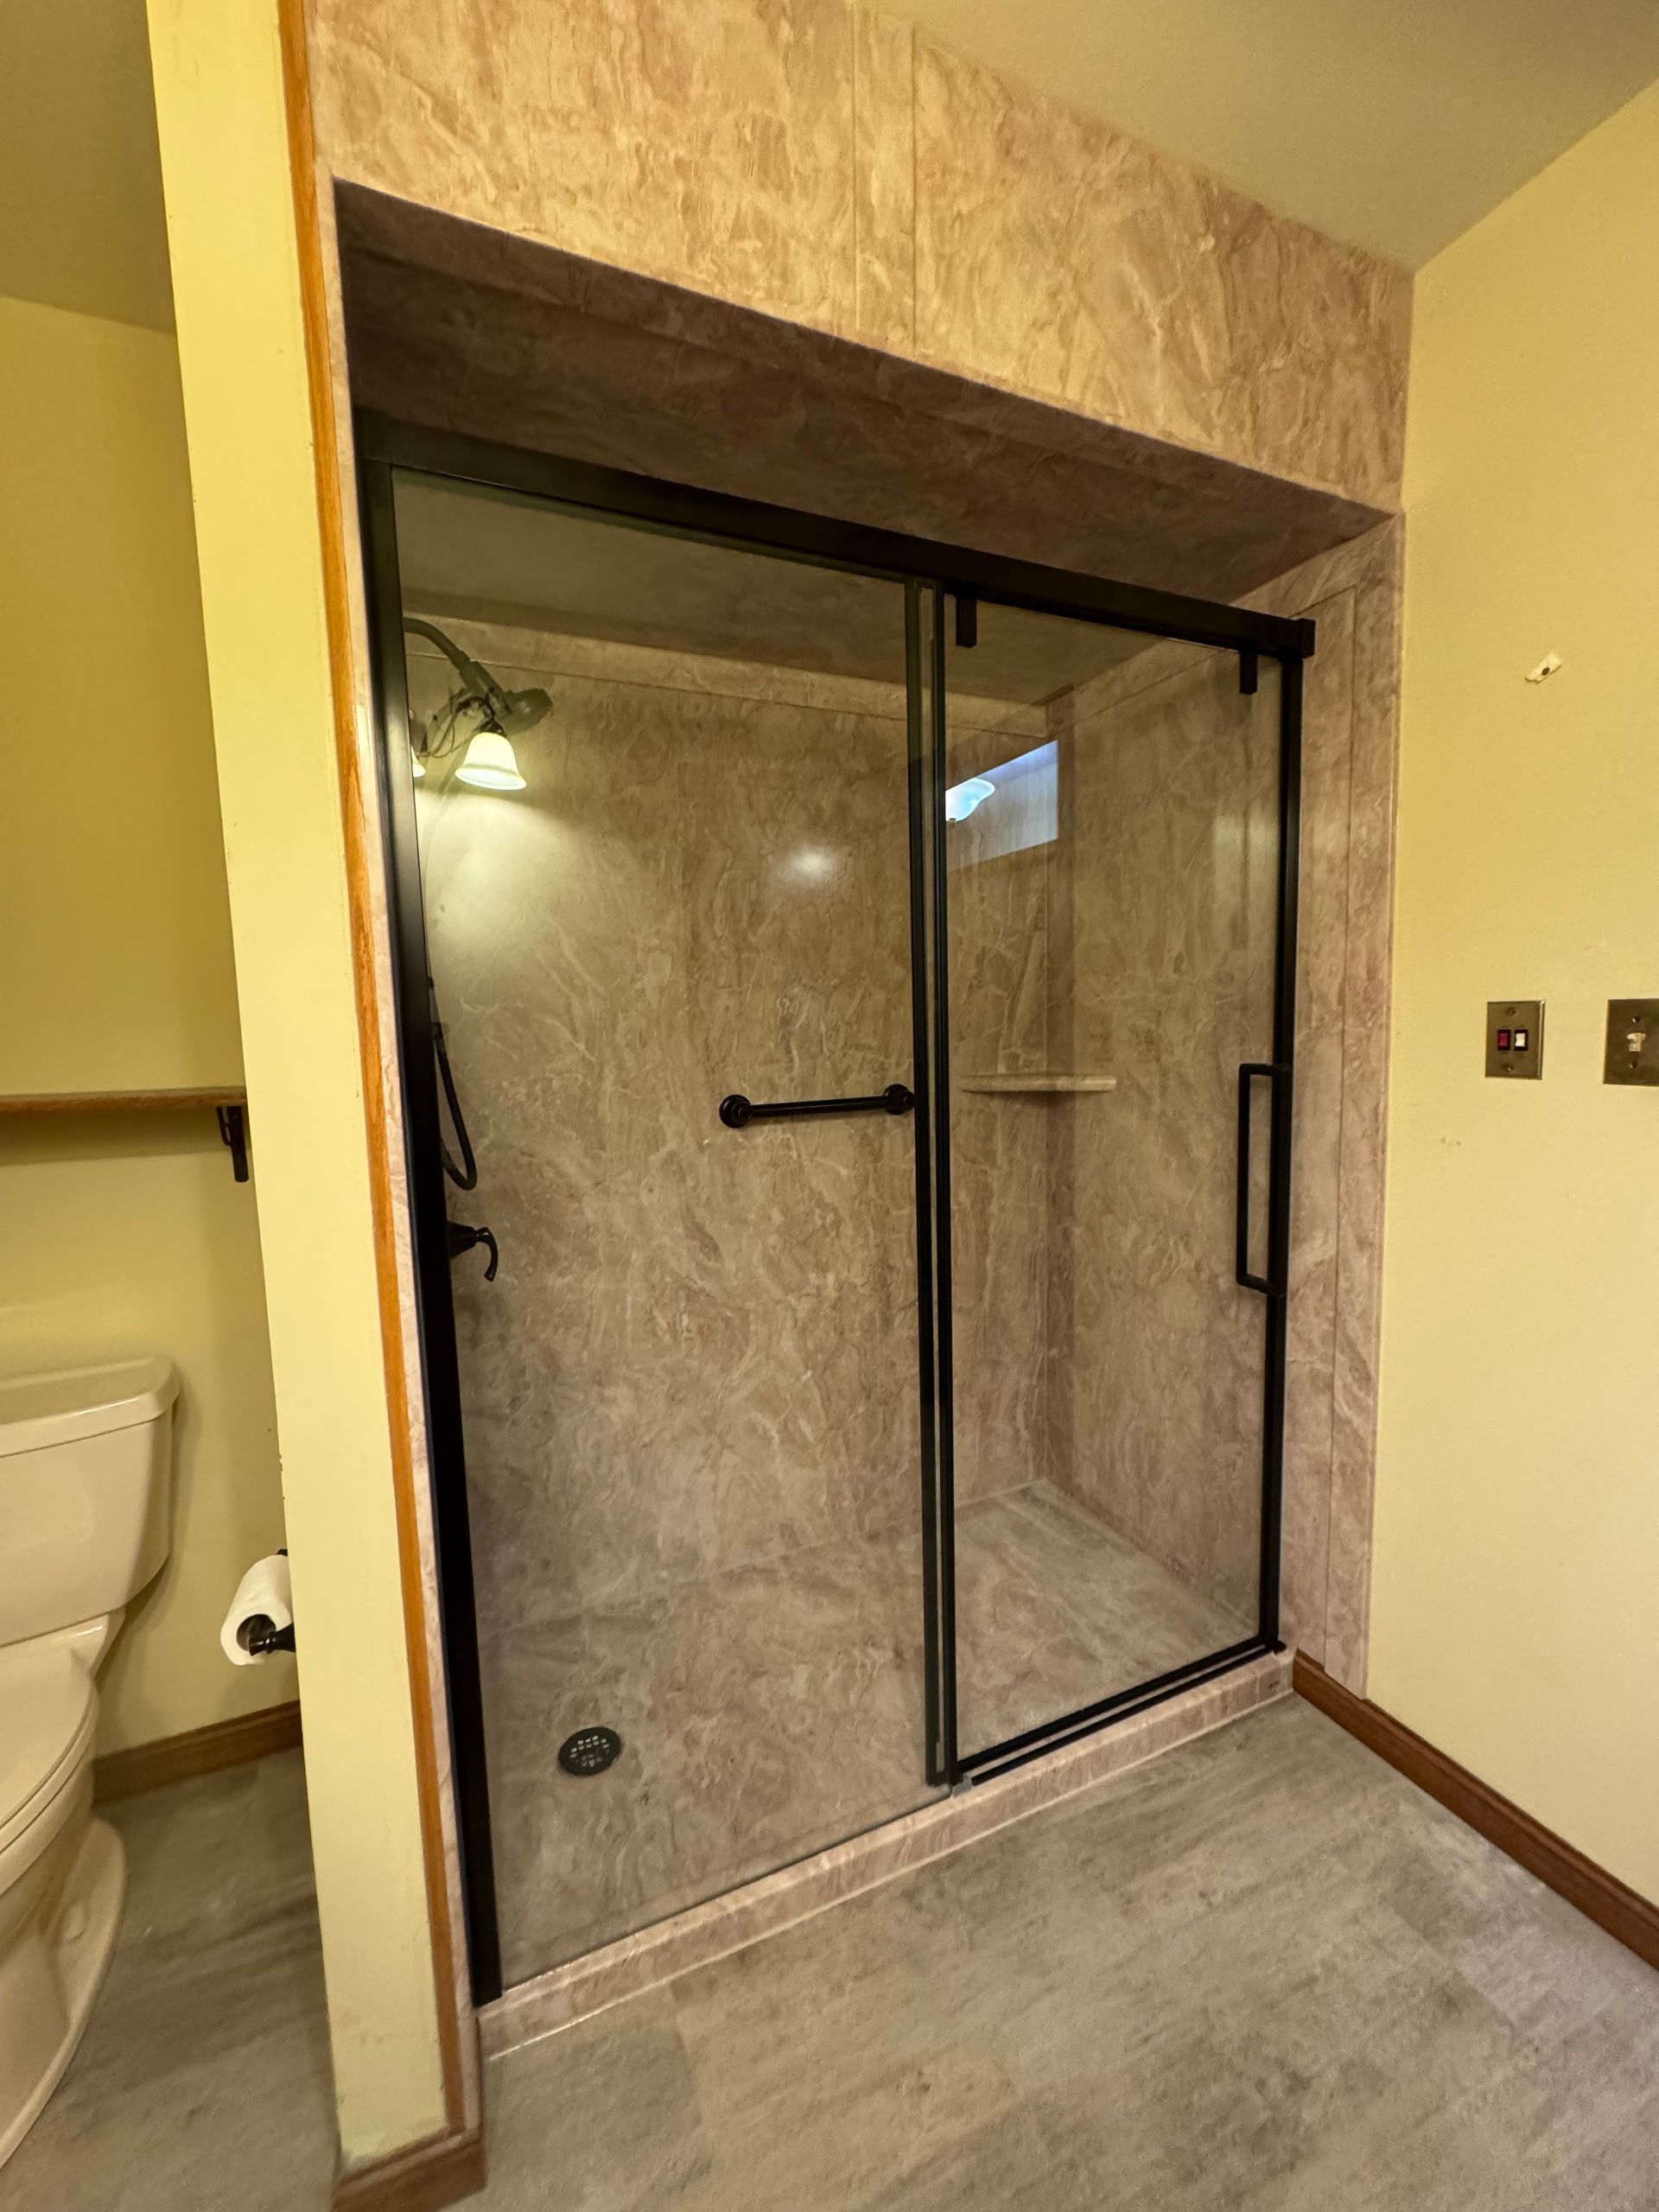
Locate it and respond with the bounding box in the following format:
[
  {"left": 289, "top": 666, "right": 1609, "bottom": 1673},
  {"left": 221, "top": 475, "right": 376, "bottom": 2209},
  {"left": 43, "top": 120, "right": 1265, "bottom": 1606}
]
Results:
[
  {"left": 480, "top": 1479, "right": 1248, "bottom": 1982},
  {"left": 6, "top": 1751, "right": 335, "bottom": 2212},
  {"left": 12, "top": 1696, "right": 1659, "bottom": 2210}
]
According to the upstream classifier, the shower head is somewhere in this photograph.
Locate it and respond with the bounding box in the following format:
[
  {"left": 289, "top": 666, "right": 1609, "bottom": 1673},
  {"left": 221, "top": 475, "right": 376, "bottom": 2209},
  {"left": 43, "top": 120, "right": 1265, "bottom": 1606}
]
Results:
[{"left": 493, "top": 683, "right": 552, "bottom": 737}]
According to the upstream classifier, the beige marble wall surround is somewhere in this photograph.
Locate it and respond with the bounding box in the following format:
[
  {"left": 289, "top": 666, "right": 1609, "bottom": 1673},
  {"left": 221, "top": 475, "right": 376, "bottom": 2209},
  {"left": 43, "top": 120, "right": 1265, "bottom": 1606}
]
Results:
[
  {"left": 315, "top": 0, "right": 863, "bottom": 346},
  {"left": 1243, "top": 521, "right": 1403, "bottom": 1693},
  {"left": 308, "top": 0, "right": 1410, "bottom": 512},
  {"left": 909, "top": 40, "right": 1408, "bottom": 506}
]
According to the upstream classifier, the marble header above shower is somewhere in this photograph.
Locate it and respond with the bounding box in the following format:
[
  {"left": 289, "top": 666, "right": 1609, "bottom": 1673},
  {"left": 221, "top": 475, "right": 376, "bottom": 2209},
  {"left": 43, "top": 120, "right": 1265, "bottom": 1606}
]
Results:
[{"left": 310, "top": 0, "right": 1409, "bottom": 515}]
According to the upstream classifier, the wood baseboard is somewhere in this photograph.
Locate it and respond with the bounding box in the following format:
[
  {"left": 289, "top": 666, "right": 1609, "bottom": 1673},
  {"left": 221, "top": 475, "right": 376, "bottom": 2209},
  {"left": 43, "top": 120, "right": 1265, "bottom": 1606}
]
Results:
[
  {"left": 93, "top": 1700, "right": 302, "bottom": 1804},
  {"left": 1294, "top": 1651, "right": 1659, "bottom": 1972},
  {"left": 333, "top": 2127, "right": 486, "bottom": 2212}
]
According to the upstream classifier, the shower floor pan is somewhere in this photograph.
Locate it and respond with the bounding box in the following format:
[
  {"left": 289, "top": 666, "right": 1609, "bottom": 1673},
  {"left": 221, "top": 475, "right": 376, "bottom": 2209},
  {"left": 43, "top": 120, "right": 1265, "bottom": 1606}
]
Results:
[{"left": 479, "top": 1481, "right": 1249, "bottom": 1989}]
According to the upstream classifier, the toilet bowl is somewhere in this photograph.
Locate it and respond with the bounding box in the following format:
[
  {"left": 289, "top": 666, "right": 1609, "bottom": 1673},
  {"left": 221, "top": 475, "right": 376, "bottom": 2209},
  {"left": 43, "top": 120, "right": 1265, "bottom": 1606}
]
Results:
[{"left": 0, "top": 1358, "right": 178, "bottom": 2171}]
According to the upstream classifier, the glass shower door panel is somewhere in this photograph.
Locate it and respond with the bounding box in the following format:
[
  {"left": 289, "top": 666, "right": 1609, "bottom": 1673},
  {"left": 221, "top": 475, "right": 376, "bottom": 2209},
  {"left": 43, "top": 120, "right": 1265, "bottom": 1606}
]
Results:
[
  {"left": 395, "top": 472, "right": 943, "bottom": 1980},
  {"left": 940, "top": 597, "right": 1281, "bottom": 1764}
]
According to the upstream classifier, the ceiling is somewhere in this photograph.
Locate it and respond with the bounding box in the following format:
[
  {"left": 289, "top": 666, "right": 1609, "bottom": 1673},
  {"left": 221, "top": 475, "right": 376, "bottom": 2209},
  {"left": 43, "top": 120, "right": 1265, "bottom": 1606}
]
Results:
[
  {"left": 8, "top": 0, "right": 1656, "bottom": 335},
  {"left": 894, "top": 0, "right": 1659, "bottom": 267}
]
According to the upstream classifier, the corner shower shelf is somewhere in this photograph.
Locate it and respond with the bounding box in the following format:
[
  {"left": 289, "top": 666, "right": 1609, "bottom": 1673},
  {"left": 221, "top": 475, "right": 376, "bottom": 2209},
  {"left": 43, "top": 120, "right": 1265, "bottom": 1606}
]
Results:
[
  {"left": 0, "top": 1086, "right": 252, "bottom": 1181},
  {"left": 959, "top": 1073, "right": 1118, "bottom": 1095}
]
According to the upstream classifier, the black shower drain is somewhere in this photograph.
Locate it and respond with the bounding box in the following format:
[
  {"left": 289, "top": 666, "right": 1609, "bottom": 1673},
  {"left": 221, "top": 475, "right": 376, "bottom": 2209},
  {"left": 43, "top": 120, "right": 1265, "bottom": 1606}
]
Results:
[{"left": 558, "top": 1726, "right": 622, "bottom": 1777}]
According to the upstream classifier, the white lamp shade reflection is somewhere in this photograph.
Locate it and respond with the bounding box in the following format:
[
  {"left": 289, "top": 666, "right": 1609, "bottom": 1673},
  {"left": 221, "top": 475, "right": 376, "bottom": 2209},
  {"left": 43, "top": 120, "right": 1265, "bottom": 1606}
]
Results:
[{"left": 455, "top": 728, "right": 527, "bottom": 791}]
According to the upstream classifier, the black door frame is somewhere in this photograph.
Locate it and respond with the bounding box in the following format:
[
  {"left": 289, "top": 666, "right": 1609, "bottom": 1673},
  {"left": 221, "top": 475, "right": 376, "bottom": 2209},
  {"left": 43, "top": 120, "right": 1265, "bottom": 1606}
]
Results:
[{"left": 355, "top": 409, "right": 1310, "bottom": 1999}]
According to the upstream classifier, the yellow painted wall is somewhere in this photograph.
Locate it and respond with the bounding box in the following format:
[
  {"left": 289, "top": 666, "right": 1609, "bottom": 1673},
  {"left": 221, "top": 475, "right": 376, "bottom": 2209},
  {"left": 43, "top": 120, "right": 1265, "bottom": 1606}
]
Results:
[
  {"left": 145, "top": 0, "right": 448, "bottom": 2161},
  {"left": 0, "top": 292, "right": 296, "bottom": 1749},
  {"left": 1372, "top": 78, "right": 1659, "bottom": 1904},
  {"left": 0, "top": 294, "right": 241, "bottom": 1093}
]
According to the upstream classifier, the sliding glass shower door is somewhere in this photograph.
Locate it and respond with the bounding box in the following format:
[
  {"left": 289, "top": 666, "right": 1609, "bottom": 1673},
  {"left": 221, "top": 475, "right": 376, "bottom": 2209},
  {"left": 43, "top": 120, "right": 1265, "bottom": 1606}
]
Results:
[
  {"left": 933, "top": 595, "right": 1291, "bottom": 1775},
  {"left": 360, "top": 414, "right": 1303, "bottom": 1998},
  {"left": 372, "top": 472, "right": 945, "bottom": 1990}
]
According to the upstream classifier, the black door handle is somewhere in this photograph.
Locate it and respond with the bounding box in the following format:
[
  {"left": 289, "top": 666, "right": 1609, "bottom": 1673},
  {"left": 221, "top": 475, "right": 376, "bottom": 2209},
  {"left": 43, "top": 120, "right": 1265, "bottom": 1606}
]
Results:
[
  {"left": 1236, "top": 1063, "right": 1287, "bottom": 1296},
  {"left": 720, "top": 1084, "right": 915, "bottom": 1129}
]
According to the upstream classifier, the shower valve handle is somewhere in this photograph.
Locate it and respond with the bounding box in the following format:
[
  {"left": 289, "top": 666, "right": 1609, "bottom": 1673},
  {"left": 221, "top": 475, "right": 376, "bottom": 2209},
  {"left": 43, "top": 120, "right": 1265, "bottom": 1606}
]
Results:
[{"left": 447, "top": 1220, "right": 499, "bottom": 1281}]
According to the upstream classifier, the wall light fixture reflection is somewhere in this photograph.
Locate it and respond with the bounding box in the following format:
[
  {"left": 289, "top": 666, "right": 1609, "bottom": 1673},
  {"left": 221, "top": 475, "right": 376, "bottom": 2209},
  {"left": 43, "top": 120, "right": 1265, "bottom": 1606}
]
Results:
[
  {"left": 786, "top": 846, "right": 836, "bottom": 885},
  {"left": 944, "top": 776, "right": 996, "bottom": 823},
  {"left": 454, "top": 728, "right": 527, "bottom": 791}
]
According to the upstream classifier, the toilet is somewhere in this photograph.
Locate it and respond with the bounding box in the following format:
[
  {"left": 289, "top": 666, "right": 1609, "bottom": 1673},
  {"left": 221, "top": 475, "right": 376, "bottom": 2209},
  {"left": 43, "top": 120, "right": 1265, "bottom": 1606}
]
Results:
[{"left": 0, "top": 1357, "right": 178, "bottom": 2169}]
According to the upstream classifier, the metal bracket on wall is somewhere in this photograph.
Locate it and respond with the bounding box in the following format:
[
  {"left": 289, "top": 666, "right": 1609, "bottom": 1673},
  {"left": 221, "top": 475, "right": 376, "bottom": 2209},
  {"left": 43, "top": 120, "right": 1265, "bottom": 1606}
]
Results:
[{"left": 216, "top": 1103, "right": 250, "bottom": 1181}]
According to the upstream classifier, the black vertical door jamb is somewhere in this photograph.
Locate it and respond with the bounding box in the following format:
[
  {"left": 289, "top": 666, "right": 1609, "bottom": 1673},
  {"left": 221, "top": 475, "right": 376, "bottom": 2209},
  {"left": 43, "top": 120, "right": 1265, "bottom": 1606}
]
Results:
[
  {"left": 929, "top": 585, "right": 961, "bottom": 1781},
  {"left": 359, "top": 454, "right": 505, "bottom": 2003},
  {"left": 905, "top": 581, "right": 948, "bottom": 1788}
]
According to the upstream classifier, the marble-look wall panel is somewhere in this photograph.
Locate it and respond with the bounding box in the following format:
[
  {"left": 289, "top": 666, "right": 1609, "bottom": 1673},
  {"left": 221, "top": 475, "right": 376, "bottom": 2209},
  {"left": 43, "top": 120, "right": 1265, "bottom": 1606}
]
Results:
[
  {"left": 310, "top": 0, "right": 1410, "bottom": 510},
  {"left": 1276, "top": 592, "right": 1357, "bottom": 1658},
  {"left": 409, "top": 623, "right": 922, "bottom": 1624},
  {"left": 1243, "top": 521, "right": 1402, "bottom": 1693},
  {"left": 906, "top": 36, "right": 1406, "bottom": 511},
  {"left": 312, "top": 0, "right": 861, "bottom": 338},
  {"left": 851, "top": 5, "right": 915, "bottom": 353}
]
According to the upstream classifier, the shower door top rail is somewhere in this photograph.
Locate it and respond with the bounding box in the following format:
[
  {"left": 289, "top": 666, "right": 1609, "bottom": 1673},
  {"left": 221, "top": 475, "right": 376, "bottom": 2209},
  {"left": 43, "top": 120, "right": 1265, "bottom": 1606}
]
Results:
[{"left": 355, "top": 410, "right": 1317, "bottom": 666}]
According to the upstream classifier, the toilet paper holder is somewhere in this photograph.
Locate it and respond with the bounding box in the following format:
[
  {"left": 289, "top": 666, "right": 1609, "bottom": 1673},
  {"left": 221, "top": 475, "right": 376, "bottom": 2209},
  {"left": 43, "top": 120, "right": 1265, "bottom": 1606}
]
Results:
[{"left": 240, "top": 1614, "right": 296, "bottom": 1657}]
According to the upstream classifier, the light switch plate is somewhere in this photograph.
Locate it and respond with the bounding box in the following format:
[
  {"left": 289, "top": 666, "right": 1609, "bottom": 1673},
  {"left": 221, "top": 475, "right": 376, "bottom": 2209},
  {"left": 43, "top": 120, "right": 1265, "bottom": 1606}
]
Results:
[
  {"left": 1604, "top": 1000, "right": 1659, "bottom": 1086},
  {"left": 1486, "top": 1000, "right": 1544, "bottom": 1079}
]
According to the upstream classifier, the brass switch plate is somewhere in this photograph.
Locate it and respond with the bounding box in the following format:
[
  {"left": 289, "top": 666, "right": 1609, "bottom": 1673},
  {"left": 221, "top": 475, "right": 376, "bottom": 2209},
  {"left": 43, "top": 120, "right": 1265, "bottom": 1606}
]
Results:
[
  {"left": 1486, "top": 1000, "right": 1543, "bottom": 1079},
  {"left": 1604, "top": 1000, "right": 1659, "bottom": 1086}
]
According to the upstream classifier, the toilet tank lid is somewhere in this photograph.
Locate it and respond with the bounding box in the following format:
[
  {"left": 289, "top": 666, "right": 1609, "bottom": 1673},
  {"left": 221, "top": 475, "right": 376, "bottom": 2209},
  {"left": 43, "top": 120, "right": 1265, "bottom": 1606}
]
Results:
[{"left": 0, "top": 1357, "right": 180, "bottom": 1459}]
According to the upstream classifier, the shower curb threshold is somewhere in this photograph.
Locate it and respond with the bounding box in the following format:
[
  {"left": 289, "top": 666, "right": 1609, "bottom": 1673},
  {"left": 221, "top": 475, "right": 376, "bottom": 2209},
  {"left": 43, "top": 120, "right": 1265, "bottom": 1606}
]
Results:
[{"left": 480, "top": 1649, "right": 1292, "bottom": 2057}]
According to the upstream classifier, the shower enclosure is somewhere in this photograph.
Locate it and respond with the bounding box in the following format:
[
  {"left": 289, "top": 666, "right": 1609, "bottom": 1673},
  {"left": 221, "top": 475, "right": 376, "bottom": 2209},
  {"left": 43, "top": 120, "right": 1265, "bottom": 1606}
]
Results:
[{"left": 359, "top": 416, "right": 1307, "bottom": 2002}]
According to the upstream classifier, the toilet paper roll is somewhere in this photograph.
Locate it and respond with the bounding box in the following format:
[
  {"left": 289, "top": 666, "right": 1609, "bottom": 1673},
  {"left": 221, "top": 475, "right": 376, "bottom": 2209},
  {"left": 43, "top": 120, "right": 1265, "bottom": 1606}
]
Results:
[{"left": 220, "top": 1553, "right": 293, "bottom": 1667}]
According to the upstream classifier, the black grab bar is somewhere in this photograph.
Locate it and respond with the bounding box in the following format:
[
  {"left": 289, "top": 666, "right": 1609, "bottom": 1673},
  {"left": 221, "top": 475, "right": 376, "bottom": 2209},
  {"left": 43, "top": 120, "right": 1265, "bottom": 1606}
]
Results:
[{"left": 719, "top": 1084, "right": 915, "bottom": 1129}]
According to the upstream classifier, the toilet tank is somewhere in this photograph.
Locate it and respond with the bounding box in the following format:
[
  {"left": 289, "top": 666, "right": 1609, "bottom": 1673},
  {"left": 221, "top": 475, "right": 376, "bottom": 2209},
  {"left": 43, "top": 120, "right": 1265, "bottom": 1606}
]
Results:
[{"left": 0, "top": 1358, "right": 179, "bottom": 1648}]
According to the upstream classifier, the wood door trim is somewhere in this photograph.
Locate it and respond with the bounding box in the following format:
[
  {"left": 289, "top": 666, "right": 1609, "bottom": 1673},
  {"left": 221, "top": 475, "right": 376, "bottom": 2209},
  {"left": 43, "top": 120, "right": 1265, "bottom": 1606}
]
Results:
[
  {"left": 275, "top": 0, "right": 469, "bottom": 2139},
  {"left": 333, "top": 2128, "right": 486, "bottom": 2212}
]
